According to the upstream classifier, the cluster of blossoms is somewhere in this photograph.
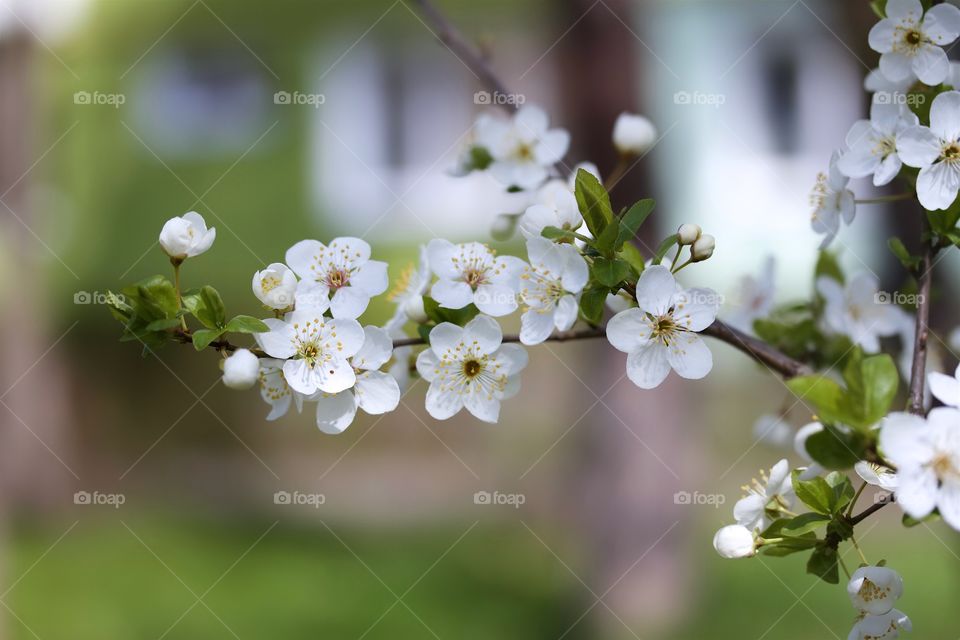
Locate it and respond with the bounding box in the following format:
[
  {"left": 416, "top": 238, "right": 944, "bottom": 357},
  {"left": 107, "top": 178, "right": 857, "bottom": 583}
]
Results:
[
  {"left": 108, "top": 3, "right": 960, "bottom": 635},
  {"left": 135, "top": 103, "right": 722, "bottom": 433}
]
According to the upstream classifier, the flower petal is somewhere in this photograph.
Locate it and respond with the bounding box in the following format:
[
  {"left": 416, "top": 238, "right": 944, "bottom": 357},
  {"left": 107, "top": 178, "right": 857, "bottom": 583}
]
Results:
[
  {"left": 606, "top": 308, "right": 652, "bottom": 354},
  {"left": 474, "top": 284, "right": 518, "bottom": 316},
  {"left": 353, "top": 325, "right": 394, "bottom": 371},
  {"left": 315, "top": 391, "right": 358, "bottom": 434},
  {"left": 916, "top": 161, "right": 960, "bottom": 210},
  {"left": 625, "top": 344, "right": 671, "bottom": 389},
  {"left": 520, "top": 308, "right": 555, "bottom": 345},
  {"left": 923, "top": 3, "right": 960, "bottom": 45},
  {"left": 929, "top": 90, "right": 960, "bottom": 141},
  {"left": 913, "top": 43, "right": 950, "bottom": 85},
  {"left": 285, "top": 239, "right": 324, "bottom": 278},
  {"left": 355, "top": 371, "right": 401, "bottom": 415},
  {"left": 463, "top": 314, "right": 503, "bottom": 354},
  {"left": 425, "top": 384, "right": 464, "bottom": 420},
  {"left": 330, "top": 286, "right": 370, "bottom": 319},
  {"left": 463, "top": 389, "right": 501, "bottom": 423},
  {"left": 431, "top": 279, "right": 475, "bottom": 310},
  {"left": 666, "top": 333, "right": 713, "bottom": 380},
  {"left": 634, "top": 265, "right": 676, "bottom": 316},
  {"left": 897, "top": 125, "right": 941, "bottom": 167},
  {"left": 351, "top": 260, "right": 389, "bottom": 296}
]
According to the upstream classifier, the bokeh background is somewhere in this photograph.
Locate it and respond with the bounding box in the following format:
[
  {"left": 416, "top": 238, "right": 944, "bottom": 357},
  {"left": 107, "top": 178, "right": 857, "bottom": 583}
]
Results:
[{"left": 0, "top": 0, "right": 958, "bottom": 638}]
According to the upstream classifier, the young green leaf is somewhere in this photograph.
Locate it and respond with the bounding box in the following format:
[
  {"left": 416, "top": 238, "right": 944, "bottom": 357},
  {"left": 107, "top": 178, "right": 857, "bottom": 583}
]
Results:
[
  {"left": 806, "top": 544, "right": 840, "bottom": 584},
  {"left": 574, "top": 168, "right": 613, "bottom": 238},
  {"left": 192, "top": 328, "right": 225, "bottom": 351},
  {"left": 579, "top": 286, "right": 608, "bottom": 325},
  {"left": 225, "top": 315, "right": 270, "bottom": 334},
  {"left": 592, "top": 258, "right": 635, "bottom": 288}
]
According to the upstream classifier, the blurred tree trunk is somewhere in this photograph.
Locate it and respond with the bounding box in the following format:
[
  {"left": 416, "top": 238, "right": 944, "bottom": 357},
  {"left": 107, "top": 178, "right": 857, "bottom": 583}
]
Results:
[
  {"left": 0, "top": 32, "right": 74, "bottom": 638},
  {"left": 555, "top": 1, "right": 691, "bottom": 636}
]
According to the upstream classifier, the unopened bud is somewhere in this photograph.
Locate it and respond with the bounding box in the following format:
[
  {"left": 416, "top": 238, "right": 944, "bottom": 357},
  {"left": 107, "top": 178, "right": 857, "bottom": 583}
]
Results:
[
  {"left": 691, "top": 234, "right": 715, "bottom": 261},
  {"left": 713, "top": 525, "right": 756, "bottom": 559},
  {"left": 677, "top": 223, "right": 702, "bottom": 245}
]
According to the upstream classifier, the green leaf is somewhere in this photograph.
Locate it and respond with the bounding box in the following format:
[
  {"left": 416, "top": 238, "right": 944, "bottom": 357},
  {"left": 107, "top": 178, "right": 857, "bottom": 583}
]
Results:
[
  {"left": 574, "top": 168, "right": 613, "bottom": 239},
  {"left": 824, "top": 471, "right": 856, "bottom": 514},
  {"left": 791, "top": 471, "right": 835, "bottom": 516},
  {"left": 200, "top": 286, "right": 227, "bottom": 328},
  {"left": 806, "top": 544, "right": 840, "bottom": 584},
  {"left": 145, "top": 317, "right": 184, "bottom": 332},
  {"left": 617, "top": 243, "right": 645, "bottom": 274},
  {"left": 422, "top": 297, "right": 479, "bottom": 327},
  {"left": 467, "top": 145, "right": 493, "bottom": 171},
  {"left": 870, "top": 0, "right": 886, "bottom": 18},
  {"left": 888, "top": 237, "right": 920, "bottom": 270},
  {"left": 592, "top": 258, "right": 635, "bottom": 288},
  {"left": 786, "top": 374, "right": 846, "bottom": 425},
  {"left": 652, "top": 234, "right": 679, "bottom": 265},
  {"left": 417, "top": 323, "right": 433, "bottom": 343},
  {"left": 616, "top": 199, "right": 655, "bottom": 248},
  {"left": 192, "top": 328, "right": 224, "bottom": 351},
  {"left": 815, "top": 251, "right": 844, "bottom": 284},
  {"left": 225, "top": 315, "right": 269, "bottom": 334},
  {"left": 803, "top": 425, "right": 870, "bottom": 470},
  {"left": 541, "top": 226, "right": 587, "bottom": 244},
  {"left": 579, "top": 286, "right": 608, "bottom": 325},
  {"left": 841, "top": 351, "right": 899, "bottom": 430},
  {"left": 781, "top": 513, "right": 830, "bottom": 537}
]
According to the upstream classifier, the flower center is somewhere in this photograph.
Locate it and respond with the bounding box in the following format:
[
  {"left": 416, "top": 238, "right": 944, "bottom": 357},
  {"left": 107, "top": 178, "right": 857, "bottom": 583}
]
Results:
[
  {"left": 874, "top": 136, "right": 897, "bottom": 159},
  {"left": 649, "top": 314, "right": 679, "bottom": 345},
  {"left": 261, "top": 275, "right": 281, "bottom": 293},
  {"left": 809, "top": 172, "right": 830, "bottom": 214},
  {"left": 464, "top": 268, "right": 487, "bottom": 288},
  {"left": 300, "top": 342, "right": 321, "bottom": 363},
  {"left": 894, "top": 25, "right": 926, "bottom": 53},
  {"left": 388, "top": 263, "right": 416, "bottom": 301},
  {"left": 462, "top": 359, "right": 483, "bottom": 379},
  {"left": 857, "top": 578, "right": 891, "bottom": 604},
  {"left": 942, "top": 142, "right": 960, "bottom": 162},
  {"left": 931, "top": 452, "right": 959, "bottom": 480},
  {"left": 515, "top": 142, "right": 534, "bottom": 161},
  {"left": 326, "top": 268, "right": 350, "bottom": 290}
]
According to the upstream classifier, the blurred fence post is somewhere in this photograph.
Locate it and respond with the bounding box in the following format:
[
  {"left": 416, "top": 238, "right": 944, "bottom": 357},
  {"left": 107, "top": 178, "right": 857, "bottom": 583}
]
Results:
[{"left": 556, "top": 0, "right": 693, "bottom": 634}]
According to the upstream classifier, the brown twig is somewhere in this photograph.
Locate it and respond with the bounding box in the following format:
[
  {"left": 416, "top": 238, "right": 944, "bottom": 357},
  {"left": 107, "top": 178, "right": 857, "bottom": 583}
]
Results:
[
  {"left": 411, "top": 0, "right": 517, "bottom": 111},
  {"left": 907, "top": 233, "right": 934, "bottom": 415},
  {"left": 850, "top": 493, "right": 893, "bottom": 526}
]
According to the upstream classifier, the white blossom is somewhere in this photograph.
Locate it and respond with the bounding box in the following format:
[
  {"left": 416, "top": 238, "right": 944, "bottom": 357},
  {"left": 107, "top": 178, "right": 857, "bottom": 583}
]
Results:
[
  {"left": 848, "top": 609, "right": 912, "bottom": 640},
  {"left": 159, "top": 211, "right": 216, "bottom": 259},
  {"left": 475, "top": 104, "right": 570, "bottom": 190},
  {"left": 252, "top": 263, "right": 297, "bottom": 310},
  {"left": 311, "top": 326, "right": 400, "bottom": 434},
  {"left": 816, "top": 274, "right": 903, "bottom": 353},
  {"left": 415, "top": 315, "right": 528, "bottom": 423},
  {"left": 285, "top": 237, "right": 388, "bottom": 319},
  {"left": 256, "top": 306, "right": 365, "bottom": 396},
  {"left": 847, "top": 566, "right": 903, "bottom": 616},
  {"left": 725, "top": 255, "right": 776, "bottom": 334},
  {"left": 810, "top": 151, "right": 856, "bottom": 248},
  {"left": 837, "top": 102, "right": 918, "bottom": 186},
  {"left": 426, "top": 239, "right": 525, "bottom": 317},
  {"left": 712, "top": 524, "right": 756, "bottom": 559},
  {"left": 880, "top": 408, "right": 960, "bottom": 530},
  {"left": 257, "top": 358, "right": 304, "bottom": 421},
  {"left": 606, "top": 265, "right": 719, "bottom": 389},
  {"left": 733, "top": 458, "right": 795, "bottom": 532},
  {"left": 677, "top": 223, "right": 702, "bottom": 245},
  {"left": 518, "top": 238, "right": 588, "bottom": 345},
  {"left": 386, "top": 245, "right": 431, "bottom": 332},
  {"left": 897, "top": 90, "right": 960, "bottom": 210},
  {"left": 222, "top": 348, "right": 259, "bottom": 390},
  {"left": 518, "top": 180, "right": 583, "bottom": 241},
  {"left": 612, "top": 112, "right": 657, "bottom": 155},
  {"left": 865, "top": 67, "right": 916, "bottom": 105},
  {"left": 868, "top": 0, "right": 960, "bottom": 85},
  {"left": 928, "top": 363, "right": 960, "bottom": 407},
  {"left": 855, "top": 461, "right": 899, "bottom": 492}
]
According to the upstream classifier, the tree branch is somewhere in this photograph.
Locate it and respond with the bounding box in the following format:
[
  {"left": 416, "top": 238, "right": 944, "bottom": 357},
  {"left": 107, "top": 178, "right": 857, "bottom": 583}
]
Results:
[
  {"left": 850, "top": 493, "right": 893, "bottom": 526},
  {"left": 411, "top": 0, "right": 517, "bottom": 111},
  {"left": 907, "top": 236, "right": 934, "bottom": 415}
]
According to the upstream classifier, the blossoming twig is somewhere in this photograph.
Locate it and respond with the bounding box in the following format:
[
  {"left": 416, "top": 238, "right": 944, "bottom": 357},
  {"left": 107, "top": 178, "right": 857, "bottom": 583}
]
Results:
[{"left": 907, "top": 226, "right": 934, "bottom": 415}]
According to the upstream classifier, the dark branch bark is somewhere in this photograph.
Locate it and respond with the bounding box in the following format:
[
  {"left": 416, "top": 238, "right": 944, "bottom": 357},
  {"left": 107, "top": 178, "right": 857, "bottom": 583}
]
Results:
[
  {"left": 850, "top": 493, "right": 893, "bottom": 526},
  {"left": 410, "top": 0, "right": 517, "bottom": 111},
  {"left": 908, "top": 237, "right": 934, "bottom": 415}
]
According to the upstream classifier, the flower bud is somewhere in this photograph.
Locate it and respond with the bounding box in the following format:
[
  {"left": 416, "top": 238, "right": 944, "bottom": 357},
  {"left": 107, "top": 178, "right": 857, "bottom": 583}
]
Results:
[
  {"left": 677, "top": 223, "right": 702, "bottom": 245},
  {"left": 159, "top": 211, "right": 216, "bottom": 259},
  {"left": 713, "top": 525, "right": 756, "bottom": 559},
  {"left": 612, "top": 112, "right": 658, "bottom": 155},
  {"left": 222, "top": 349, "right": 260, "bottom": 390},
  {"left": 403, "top": 296, "right": 428, "bottom": 324},
  {"left": 252, "top": 263, "right": 297, "bottom": 310},
  {"left": 691, "top": 234, "right": 715, "bottom": 261}
]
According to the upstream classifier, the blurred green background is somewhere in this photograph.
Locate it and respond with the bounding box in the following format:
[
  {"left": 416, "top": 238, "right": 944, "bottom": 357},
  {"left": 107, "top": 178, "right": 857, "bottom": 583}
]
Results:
[{"left": 0, "top": 0, "right": 957, "bottom": 638}]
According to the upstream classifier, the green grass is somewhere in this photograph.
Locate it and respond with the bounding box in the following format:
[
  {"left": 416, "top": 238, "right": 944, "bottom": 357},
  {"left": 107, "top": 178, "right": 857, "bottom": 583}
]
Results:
[{"left": 6, "top": 513, "right": 959, "bottom": 639}]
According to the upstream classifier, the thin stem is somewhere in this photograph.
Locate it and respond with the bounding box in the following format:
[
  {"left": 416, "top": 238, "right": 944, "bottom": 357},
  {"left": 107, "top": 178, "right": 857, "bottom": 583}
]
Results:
[
  {"left": 854, "top": 194, "right": 913, "bottom": 204},
  {"left": 850, "top": 494, "right": 893, "bottom": 526},
  {"left": 603, "top": 154, "right": 631, "bottom": 192},
  {"left": 846, "top": 482, "right": 868, "bottom": 518},
  {"left": 412, "top": 0, "right": 516, "bottom": 112},
  {"left": 908, "top": 223, "right": 934, "bottom": 415},
  {"left": 850, "top": 535, "right": 869, "bottom": 566},
  {"left": 172, "top": 260, "right": 187, "bottom": 331}
]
